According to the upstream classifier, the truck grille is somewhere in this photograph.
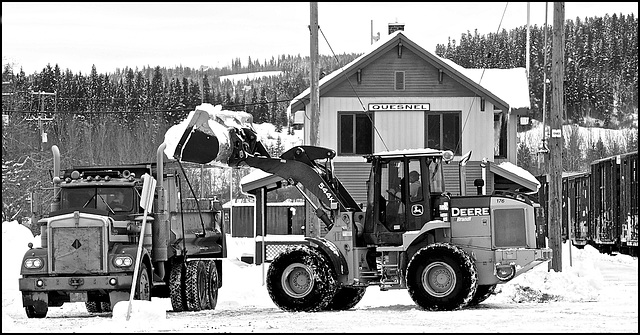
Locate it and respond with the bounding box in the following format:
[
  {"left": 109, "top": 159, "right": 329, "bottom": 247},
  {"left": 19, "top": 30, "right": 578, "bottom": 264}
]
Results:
[{"left": 49, "top": 213, "right": 108, "bottom": 274}]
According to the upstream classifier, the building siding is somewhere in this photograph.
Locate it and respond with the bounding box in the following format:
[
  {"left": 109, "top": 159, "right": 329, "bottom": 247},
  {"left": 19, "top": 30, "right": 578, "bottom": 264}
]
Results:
[
  {"left": 324, "top": 47, "right": 475, "bottom": 98},
  {"left": 317, "top": 97, "right": 496, "bottom": 161}
]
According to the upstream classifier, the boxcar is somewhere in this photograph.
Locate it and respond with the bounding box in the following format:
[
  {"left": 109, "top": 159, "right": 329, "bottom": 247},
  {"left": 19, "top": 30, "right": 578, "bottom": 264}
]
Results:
[
  {"left": 618, "top": 152, "right": 638, "bottom": 256},
  {"left": 536, "top": 151, "right": 638, "bottom": 256},
  {"left": 562, "top": 171, "right": 591, "bottom": 247},
  {"left": 590, "top": 151, "right": 639, "bottom": 255}
]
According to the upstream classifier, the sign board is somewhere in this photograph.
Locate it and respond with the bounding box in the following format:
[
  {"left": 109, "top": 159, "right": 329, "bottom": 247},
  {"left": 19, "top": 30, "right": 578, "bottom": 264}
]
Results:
[
  {"left": 368, "top": 103, "right": 430, "bottom": 111},
  {"left": 140, "top": 173, "right": 157, "bottom": 211}
]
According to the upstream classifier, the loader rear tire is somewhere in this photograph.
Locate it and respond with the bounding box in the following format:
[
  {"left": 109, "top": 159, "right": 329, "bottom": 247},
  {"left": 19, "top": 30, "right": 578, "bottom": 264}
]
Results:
[
  {"left": 185, "top": 260, "right": 208, "bottom": 311},
  {"left": 324, "top": 286, "right": 366, "bottom": 311},
  {"left": 406, "top": 243, "right": 477, "bottom": 311},
  {"left": 169, "top": 260, "right": 188, "bottom": 312},
  {"left": 468, "top": 284, "right": 497, "bottom": 306},
  {"left": 266, "top": 245, "right": 337, "bottom": 312}
]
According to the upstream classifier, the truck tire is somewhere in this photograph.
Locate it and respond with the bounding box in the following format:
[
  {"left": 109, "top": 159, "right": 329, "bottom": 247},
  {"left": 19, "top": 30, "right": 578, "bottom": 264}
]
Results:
[
  {"left": 25, "top": 304, "right": 48, "bottom": 318},
  {"left": 204, "top": 260, "right": 219, "bottom": 310},
  {"left": 266, "top": 245, "right": 337, "bottom": 312},
  {"left": 169, "top": 260, "right": 188, "bottom": 312},
  {"left": 185, "top": 260, "right": 208, "bottom": 311},
  {"left": 135, "top": 263, "right": 152, "bottom": 301},
  {"left": 468, "top": 284, "right": 497, "bottom": 306},
  {"left": 324, "top": 286, "right": 366, "bottom": 311},
  {"left": 85, "top": 301, "right": 113, "bottom": 313},
  {"left": 406, "top": 243, "right": 477, "bottom": 311},
  {"left": 85, "top": 301, "right": 101, "bottom": 313}
]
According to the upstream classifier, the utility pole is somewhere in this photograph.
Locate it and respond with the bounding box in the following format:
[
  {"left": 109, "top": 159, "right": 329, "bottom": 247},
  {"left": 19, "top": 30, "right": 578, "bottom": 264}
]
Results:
[
  {"left": 548, "top": 2, "right": 565, "bottom": 272},
  {"left": 525, "top": 2, "right": 530, "bottom": 80},
  {"left": 26, "top": 91, "right": 56, "bottom": 151},
  {"left": 307, "top": 2, "right": 320, "bottom": 238},
  {"left": 309, "top": 2, "right": 319, "bottom": 147},
  {"left": 538, "top": 2, "right": 550, "bottom": 172}
]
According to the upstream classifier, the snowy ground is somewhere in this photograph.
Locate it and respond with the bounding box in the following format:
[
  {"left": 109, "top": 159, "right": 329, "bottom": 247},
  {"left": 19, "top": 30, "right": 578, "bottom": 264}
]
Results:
[{"left": 3, "top": 221, "right": 637, "bottom": 333}]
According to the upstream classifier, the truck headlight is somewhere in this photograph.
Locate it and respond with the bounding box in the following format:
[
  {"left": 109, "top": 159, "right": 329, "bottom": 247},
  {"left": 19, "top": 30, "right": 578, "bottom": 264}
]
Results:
[
  {"left": 24, "top": 257, "right": 44, "bottom": 269},
  {"left": 113, "top": 256, "right": 133, "bottom": 267}
]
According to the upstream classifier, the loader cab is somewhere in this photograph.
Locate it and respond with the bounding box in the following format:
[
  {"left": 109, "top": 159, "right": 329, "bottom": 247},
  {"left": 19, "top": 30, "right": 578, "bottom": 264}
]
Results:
[{"left": 363, "top": 149, "right": 450, "bottom": 246}]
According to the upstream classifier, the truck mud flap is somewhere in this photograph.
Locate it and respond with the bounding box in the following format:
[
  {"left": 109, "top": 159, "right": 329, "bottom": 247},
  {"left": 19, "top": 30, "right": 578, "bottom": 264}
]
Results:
[{"left": 22, "top": 292, "right": 48, "bottom": 309}]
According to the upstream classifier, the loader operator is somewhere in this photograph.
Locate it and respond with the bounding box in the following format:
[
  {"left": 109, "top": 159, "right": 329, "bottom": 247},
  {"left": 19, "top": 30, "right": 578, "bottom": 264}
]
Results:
[{"left": 408, "top": 170, "right": 421, "bottom": 201}]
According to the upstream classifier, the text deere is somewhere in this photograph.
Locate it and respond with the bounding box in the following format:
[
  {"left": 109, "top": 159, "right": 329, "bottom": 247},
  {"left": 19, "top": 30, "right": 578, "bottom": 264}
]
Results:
[{"left": 451, "top": 207, "right": 490, "bottom": 217}]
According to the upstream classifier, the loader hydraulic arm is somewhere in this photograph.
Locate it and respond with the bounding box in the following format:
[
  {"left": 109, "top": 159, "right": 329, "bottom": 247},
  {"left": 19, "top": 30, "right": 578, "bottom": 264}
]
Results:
[{"left": 169, "top": 105, "right": 362, "bottom": 229}]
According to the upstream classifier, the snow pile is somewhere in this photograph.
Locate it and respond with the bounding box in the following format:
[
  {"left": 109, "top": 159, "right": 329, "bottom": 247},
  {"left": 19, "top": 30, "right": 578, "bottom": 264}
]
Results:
[
  {"left": 2, "top": 222, "right": 41, "bottom": 321},
  {"left": 2, "top": 218, "right": 637, "bottom": 332},
  {"left": 494, "top": 242, "right": 611, "bottom": 304},
  {"left": 518, "top": 119, "right": 634, "bottom": 153},
  {"left": 111, "top": 300, "right": 166, "bottom": 321}
]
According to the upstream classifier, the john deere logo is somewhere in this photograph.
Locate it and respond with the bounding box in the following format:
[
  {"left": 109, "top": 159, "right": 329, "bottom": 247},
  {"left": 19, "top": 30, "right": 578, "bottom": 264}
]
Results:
[
  {"left": 72, "top": 239, "right": 82, "bottom": 249},
  {"left": 411, "top": 204, "right": 423, "bottom": 216}
]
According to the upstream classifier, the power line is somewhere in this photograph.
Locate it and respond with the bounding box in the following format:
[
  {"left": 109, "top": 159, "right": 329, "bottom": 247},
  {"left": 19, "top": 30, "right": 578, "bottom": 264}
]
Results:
[{"left": 2, "top": 98, "right": 295, "bottom": 114}]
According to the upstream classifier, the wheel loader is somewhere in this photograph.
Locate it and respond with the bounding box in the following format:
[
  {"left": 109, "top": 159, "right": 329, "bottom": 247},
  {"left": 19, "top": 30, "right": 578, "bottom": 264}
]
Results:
[{"left": 169, "top": 104, "right": 552, "bottom": 311}]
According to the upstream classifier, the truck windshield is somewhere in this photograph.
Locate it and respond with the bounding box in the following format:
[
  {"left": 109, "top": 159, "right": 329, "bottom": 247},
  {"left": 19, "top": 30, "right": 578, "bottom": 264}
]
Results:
[{"left": 61, "top": 187, "right": 135, "bottom": 212}]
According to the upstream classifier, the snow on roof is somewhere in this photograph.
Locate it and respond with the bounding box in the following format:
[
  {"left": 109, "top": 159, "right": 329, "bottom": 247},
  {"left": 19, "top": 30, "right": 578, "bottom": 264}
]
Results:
[
  {"left": 496, "top": 160, "right": 541, "bottom": 190},
  {"left": 290, "top": 30, "right": 529, "bottom": 111},
  {"left": 455, "top": 67, "right": 530, "bottom": 110},
  {"left": 240, "top": 168, "right": 276, "bottom": 185}
]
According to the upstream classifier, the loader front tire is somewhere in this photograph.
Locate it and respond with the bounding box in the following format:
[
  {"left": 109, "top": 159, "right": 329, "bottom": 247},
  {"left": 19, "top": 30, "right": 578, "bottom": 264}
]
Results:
[
  {"left": 468, "top": 284, "right": 497, "bottom": 306},
  {"left": 323, "top": 286, "right": 366, "bottom": 311},
  {"left": 266, "top": 245, "right": 337, "bottom": 312},
  {"left": 406, "top": 243, "right": 477, "bottom": 311}
]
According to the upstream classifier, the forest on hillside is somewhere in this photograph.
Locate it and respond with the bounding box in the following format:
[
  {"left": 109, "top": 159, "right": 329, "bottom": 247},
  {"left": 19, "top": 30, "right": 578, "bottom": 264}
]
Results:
[{"left": 2, "top": 12, "right": 638, "bottom": 223}]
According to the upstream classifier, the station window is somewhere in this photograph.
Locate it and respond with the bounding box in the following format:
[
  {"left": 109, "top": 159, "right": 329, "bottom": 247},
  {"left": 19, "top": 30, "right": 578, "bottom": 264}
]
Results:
[
  {"left": 494, "top": 112, "right": 507, "bottom": 158},
  {"left": 426, "top": 112, "right": 461, "bottom": 155},
  {"left": 338, "top": 112, "right": 373, "bottom": 155}
]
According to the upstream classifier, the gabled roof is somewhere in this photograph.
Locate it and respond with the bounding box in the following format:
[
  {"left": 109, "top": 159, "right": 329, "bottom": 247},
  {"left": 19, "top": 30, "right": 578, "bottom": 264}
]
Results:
[{"left": 289, "top": 30, "right": 529, "bottom": 113}]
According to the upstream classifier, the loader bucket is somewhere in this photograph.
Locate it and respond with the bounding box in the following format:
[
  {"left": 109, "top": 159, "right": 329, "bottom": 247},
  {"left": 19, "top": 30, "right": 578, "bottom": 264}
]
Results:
[{"left": 173, "top": 109, "right": 221, "bottom": 164}]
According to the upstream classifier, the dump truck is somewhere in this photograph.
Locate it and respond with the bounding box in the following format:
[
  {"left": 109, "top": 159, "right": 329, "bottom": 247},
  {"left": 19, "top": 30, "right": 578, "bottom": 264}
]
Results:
[
  {"left": 169, "top": 105, "right": 552, "bottom": 311},
  {"left": 19, "top": 144, "right": 225, "bottom": 318}
]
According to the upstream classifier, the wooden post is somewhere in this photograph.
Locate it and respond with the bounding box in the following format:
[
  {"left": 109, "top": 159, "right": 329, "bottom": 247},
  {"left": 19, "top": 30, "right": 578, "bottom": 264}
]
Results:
[
  {"left": 307, "top": 2, "right": 320, "bottom": 237},
  {"left": 309, "top": 2, "right": 319, "bottom": 146},
  {"left": 548, "top": 2, "right": 565, "bottom": 272}
]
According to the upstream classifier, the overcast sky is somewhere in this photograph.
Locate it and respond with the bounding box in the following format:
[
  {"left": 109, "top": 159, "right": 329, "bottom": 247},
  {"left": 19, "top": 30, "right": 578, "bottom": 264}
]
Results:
[{"left": 2, "top": 2, "right": 638, "bottom": 75}]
